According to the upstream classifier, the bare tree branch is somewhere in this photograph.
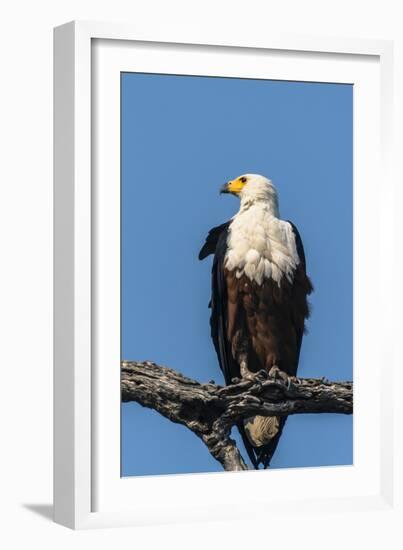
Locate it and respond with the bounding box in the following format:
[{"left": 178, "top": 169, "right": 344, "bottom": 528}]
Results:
[{"left": 121, "top": 360, "right": 353, "bottom": 471}]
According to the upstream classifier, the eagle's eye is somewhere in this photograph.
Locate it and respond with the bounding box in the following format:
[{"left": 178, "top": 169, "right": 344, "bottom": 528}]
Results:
[{"left": 240, "top": 177, "right": 247, "bottom": 183}]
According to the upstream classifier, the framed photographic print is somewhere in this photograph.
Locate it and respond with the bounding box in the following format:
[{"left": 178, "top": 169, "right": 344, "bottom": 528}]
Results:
[{"left": 54, "top": 21, "right": 400, "bottom": 534}]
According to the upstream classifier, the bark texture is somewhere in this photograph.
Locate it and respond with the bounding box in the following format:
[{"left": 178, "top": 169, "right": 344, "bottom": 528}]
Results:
[{"left": 121, "top": 360, "right": 353, "bottom": 471}]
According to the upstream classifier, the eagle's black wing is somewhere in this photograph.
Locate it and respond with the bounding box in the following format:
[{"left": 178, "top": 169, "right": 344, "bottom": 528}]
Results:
[
  {"left": 199, "top": 221, "right": 238, "bottom": 385},
  {"left": 287, "top": 221, "right": 313, "bottom": 367},
  {"left": 198, "top": 222, "right": 231, "bottom": 261},
  {"left": 199, "top": 222, "right": 259, "bottom": 468}
]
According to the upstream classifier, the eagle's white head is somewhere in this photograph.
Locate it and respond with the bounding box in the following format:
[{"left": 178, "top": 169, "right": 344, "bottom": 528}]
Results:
[{"left": 220, "top": 173, "right": 279, "bottom": 215}]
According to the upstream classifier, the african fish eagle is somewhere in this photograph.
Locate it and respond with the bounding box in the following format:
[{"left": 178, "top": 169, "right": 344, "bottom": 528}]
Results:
[{"left": 199, "top": 174, "right": 313, "bottom": 469}]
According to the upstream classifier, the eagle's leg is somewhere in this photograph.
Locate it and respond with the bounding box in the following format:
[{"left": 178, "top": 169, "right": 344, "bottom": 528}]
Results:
[{"left": 239, "top": 353, "right": 256, "bottom": 381}]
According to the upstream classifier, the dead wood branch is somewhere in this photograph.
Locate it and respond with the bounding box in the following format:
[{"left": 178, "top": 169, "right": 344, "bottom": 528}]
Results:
[{"left": 121, "top": 360, "right": 353, "bottom": 471}]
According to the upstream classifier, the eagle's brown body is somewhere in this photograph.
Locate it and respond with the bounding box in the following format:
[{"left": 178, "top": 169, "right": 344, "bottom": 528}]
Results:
[
  {"left": 199, "top": 174, "right": 313, "bottom": 469},
  {"left": 226, "top": 267, "right": 312, "bottom": 377}
]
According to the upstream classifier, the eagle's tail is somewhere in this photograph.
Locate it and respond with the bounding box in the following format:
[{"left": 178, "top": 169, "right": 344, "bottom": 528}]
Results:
[
  {"left": 241, "top": 415, "right": 287, "bottom": 469},
  {"left": 237, "top": 423, "right": 260, "bottom": 469}
]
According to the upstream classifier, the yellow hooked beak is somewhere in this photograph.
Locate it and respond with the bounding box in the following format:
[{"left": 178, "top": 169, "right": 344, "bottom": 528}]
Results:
[{"left": 220, "top": 176, "right": 248, "bottom": 195}]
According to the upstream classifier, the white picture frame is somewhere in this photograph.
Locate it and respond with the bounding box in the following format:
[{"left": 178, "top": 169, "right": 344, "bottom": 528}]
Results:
[{"left": 54, "top": 20, "right": 400, "bottom": 533}]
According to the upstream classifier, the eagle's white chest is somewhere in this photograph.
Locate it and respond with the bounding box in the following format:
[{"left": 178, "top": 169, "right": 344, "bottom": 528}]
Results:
[{"left": 225, "top": 204, "right": 300, "bottom": 286}]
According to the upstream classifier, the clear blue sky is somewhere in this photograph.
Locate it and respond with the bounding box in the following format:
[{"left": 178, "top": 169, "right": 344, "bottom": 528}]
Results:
[{"left": 121, "top": 72, "right": 353, "bottom": 476}]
